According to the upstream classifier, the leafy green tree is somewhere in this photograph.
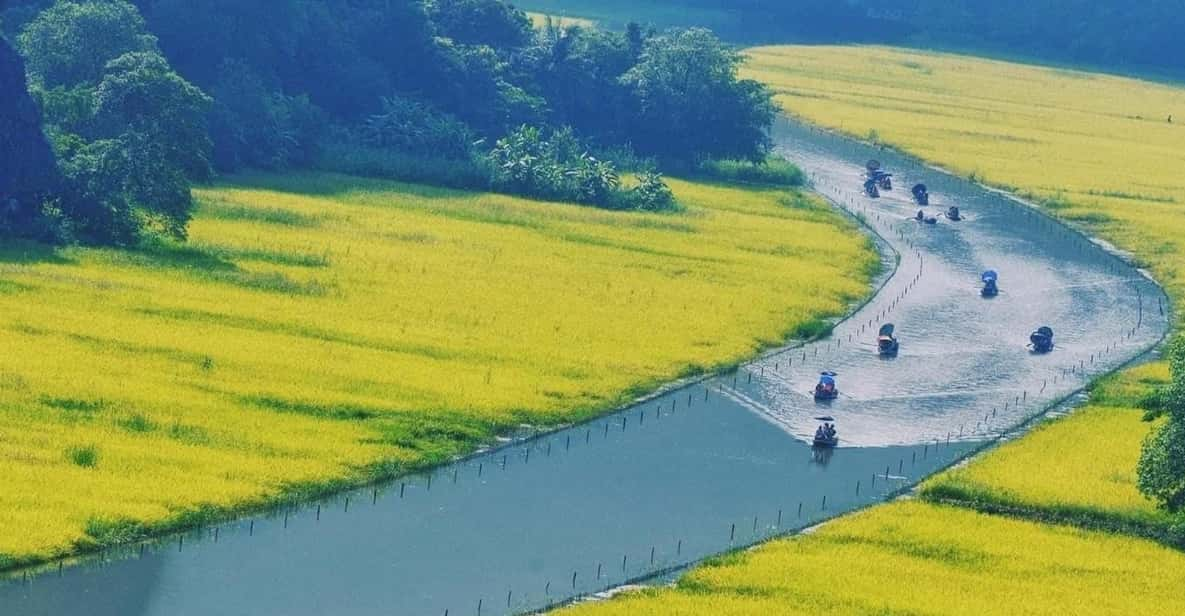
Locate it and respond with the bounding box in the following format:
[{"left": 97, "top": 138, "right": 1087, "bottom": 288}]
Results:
[
  {"left": 17, "top": 0, "right": 155, "bottom": 88},
  {"left": 428, "top": 0, "right": 533, "bottom": 50},
  {"left": 621, "top": 28, "right": 775, "bottom": 166},
  {"left": 1140, "top": 337, "right": 1185, "bottom": 510},
  {"left": 533, "top": 25, "right": 640, "bottom": 146},
  {"left": 18, "top": 1, "right": 211, "bottom": 244},
  {"left": 1139, "top": 420, "right": 1185, "bottom": 511},
  {"left": 94, "top": 50, "right": 212, "bottom": 180}
]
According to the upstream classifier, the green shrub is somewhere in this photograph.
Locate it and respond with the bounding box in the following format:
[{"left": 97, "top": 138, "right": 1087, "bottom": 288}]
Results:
[
  {"left": 66, "top": 444, "right": 99, "bottom": 468},
  {"left": 489, "top": 125, "right": 676, "bottom": 211},
  {"left": 612, "top": 170, "right": 677, "bottom": 212},
  {"left": 696, "top": 156, "right": 805, "bottom": 186}
]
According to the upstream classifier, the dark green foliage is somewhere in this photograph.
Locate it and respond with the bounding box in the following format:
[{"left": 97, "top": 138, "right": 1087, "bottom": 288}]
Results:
[
  {"left": 0, "top": 35, "right": 61, "bottom": 239},
  {"left": 620, "top": 28, "right": 776, "bottom": 166},
  {"left": 487, "top": 125, "right": 678, "bottom": 211},
  {"left": 83, "top": 516, "right": 147, "bottom": 545},
  {"left": 6, "top": 0, "right": 772, "bottom": 241},
  {"left": 16, "top": 1, "right": 211, "bottom": 244},
  {"left": 532, "top": 23, "right": 639, "bottom": 146},
  {"left": 206, "top": 59, "right": 324, "bottom": 170},
  {"left": 94, "top": 51, "right": 212, "bottom": 181},
  {"left": 362, "top": 96, "right": 476, "bottom": 160},
  {"left": 1139, "top": 337, "right": 1185, "bottom": 510},
  {"left": 66, "top": 444, "right": 99, "bottom": 467},
  {"left": 16, "top": 0, "right": 154, "bottom": 88},
  {"left": 1139, "top": 420, "right": 1185, "bottom": 510},
  {"left": 429, "top": 0, "right": 533, "bottom": 50}
]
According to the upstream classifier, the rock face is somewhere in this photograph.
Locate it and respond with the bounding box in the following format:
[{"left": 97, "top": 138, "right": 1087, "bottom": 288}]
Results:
[{"left": 0, "top": 36, "right": 59, "bottom": 227}]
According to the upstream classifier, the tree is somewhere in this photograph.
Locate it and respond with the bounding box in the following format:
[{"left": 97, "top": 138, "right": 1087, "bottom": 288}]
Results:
[
  {"left": 1139, "top": 337, "right": 1185, "bottom": 510},
  {"left": 1138, "top": 420, "right": 1185, "bottom": 511},
  {"left": 533, "top": 25, "right": 639, "bottom": 146},
  {"left": 94, "top": 50, "right": 212, "bottom": 180},
  {"left": 620, "top": 28, "right": 775, "bottom": 166},
  {"left": 428, "top": 0, "right": 532, "bottom": 50},
  {"left": 18, "top": 1, "right": 212, "bottom": 244},
  {"left": 17, "top": 0, "right": 156, "bottom": 88}
]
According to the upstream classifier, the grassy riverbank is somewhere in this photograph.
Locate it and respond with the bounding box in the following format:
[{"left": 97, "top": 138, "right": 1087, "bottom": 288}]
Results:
[{"left": 0, "top": 172, "right": 876, "bottom": 569}]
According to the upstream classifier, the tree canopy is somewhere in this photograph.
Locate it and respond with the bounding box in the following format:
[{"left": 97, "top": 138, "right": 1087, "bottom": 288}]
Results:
[{"left": 2, "top": 0, "right": 780, "bottom": 243}]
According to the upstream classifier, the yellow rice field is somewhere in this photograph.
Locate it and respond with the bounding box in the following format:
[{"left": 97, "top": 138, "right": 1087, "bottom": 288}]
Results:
[
  {"left": 922, "top": 407, "right": 1173, "bottom": 525},
  {"left": 922, "top": 364, "right": 1180, "bottom": 530},
  {"left": 0, "top": 172, "right": 876, "bottom": 567},
  {"left": 743, "top": 45, "right": 1185, "bottom": 302},
  {"left": 563, "top": 501, "right": 1185, "bottom": 616}
]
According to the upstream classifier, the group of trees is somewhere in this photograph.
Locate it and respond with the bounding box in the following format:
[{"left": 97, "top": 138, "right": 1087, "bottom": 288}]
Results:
[
  {"left": 1, "top": 0, "right": 777, "bottom": 242},
  {"left": 1140, "top": 337, "right": 1185, "bottom": 512},
  {"left": 3, "top": 0, "right": 211, "bottom": 243}
]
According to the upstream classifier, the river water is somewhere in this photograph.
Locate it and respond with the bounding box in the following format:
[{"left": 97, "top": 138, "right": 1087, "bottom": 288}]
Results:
[{"left": 0, "top": 119, "right": 1167, "bottom": 616}]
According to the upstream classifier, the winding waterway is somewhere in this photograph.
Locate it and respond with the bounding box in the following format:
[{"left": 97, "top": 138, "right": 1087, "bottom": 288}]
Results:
[{"left": 1, "top": 118, "right": 1168, "bottom": 616}]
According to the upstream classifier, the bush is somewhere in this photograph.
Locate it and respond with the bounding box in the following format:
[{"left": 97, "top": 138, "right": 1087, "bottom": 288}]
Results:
[
  {"left": 612, "top": 170, "right": 677, "bottom": 212},
  {"left": 697, "top": 156, "right": 806, "bottom": 186},
  {"left": 66, "top": 444, "right": 99, "bottom": 468},
  {"left": 489, "top": 125, "right": 619, "bottom": 205}
]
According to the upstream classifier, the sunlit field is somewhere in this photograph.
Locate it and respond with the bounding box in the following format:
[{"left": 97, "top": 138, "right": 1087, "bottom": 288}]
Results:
[
  {"left": 922, "top": 407, "right": 1177, "bottom": 530},
  {"left": 923, "top": 363, "right": 1185, "bottom": 537},
  {"left": 563, "top": 501, "right": 1185, "bottom": 616},
  {"left": 744, "top": 45, "right": 1185, "bottom": 302},
  {"left": 0, "top": 172, "right": 875, "bottom": 568}
]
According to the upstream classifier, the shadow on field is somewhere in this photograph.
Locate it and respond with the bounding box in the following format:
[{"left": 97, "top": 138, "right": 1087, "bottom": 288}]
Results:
[{"left": 0, "top": 239, "right": 74, "bottom": 265}]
